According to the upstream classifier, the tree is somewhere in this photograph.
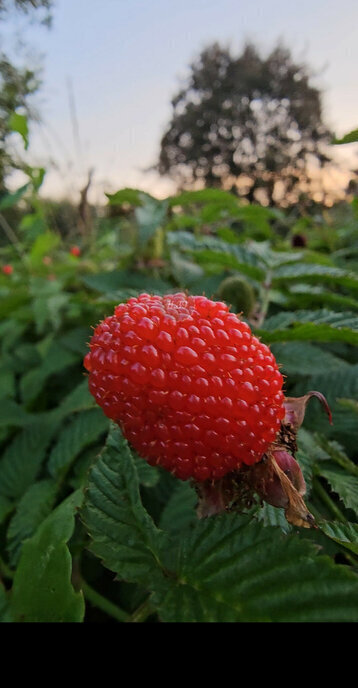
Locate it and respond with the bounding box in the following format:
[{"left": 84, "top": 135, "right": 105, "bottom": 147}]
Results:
[
  {"left": 0, "top": 0, "right": 52, "bottom": 24},
  {"left": 157, "top": 42, "right": 333, "bottom": 206},
  {"left": 0, "top": 0, "right": 52, "bottom": 192},
  {"left": 0, "top": 57, "right": 40, "bottom": 191}
]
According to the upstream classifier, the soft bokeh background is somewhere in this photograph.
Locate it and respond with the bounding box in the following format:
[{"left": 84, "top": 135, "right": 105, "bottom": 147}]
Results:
[{"left": 2, "top": 0, "right": 358, "bottom": 203}]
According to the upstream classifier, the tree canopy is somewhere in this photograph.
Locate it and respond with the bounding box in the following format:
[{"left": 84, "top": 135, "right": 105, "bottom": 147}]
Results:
[{"left": 157, "top": 42, "right": 333, "bottom": 206}]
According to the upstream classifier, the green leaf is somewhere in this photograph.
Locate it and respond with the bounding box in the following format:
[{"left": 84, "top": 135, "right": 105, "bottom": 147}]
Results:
[
  {"left": 332, "top": 129, "right": 358, "bottom": 145},
  {"left": 194, "top": 248, "right": 265, "bottom": 281},
  {"left": 32, "top": 292, "right": 70, "bottom": 335},
  {"left": 314, "top": 437, "right": 358, "bottom": 477},
  {"left": 337, "top": 398, "right": 358, "bottom": 415},
  {"left": 234, "top": 205, "right": 277, "bottom": 238},
  {"left": 81, "top": 427, "right": 358, "bottom": 622},
  {"left": 135, "top": 197, "right": 168, "bottom": 247},
  {"left": 0, "top": 495, "right": 13, "bottom": 525},
  {"left": 248, "top": 242, "right": 303, "bottom": 269},
  {"left": 19, "top": 210, "right": 47, "bottom": 236},
  {"left": 189, "top": 273, "right": 229, "bottom": 299},
  {"left": 9, "top": 112, "right": 29, "bottom": 149},
  {"left": 7, "top": 480, "right": 58, "bottom": 566},
  {"left": 317, "top": 465, "right": 358, "bottom": 516},
  {"left": 320, "top": 521, "right": 358, "bottom": 554},
  {"left": 81, "top": 424, "right": 169, "bottom": 587},
  {"left": 29, "top": 231, "right": 60, "bottom": 264},
  {"left": 106, "top": 188, "right": 154, "bottom": 207},
  {"left": 0, "top": 287, "right": 29, "bottom": 319},
  {"left": 0, "top": 583, "right": 12, "bottom": 622},
  {"left": 258, "top": 309, "right": 358, "bottom": 345},
  {"left": 170, "top": 250, "right": 204, "bottom": 286},
  {"left": 0, "top": 367, "right": 15, "bottom": 399},
  {"left": 271, "top": 341, "right": 349, "bottom": 376},
  {"left": 68, "top": 444, "right": 104, "bottom": 489},
  {"left": 133, "top": 454, "right": 160, "bottom": 487},
  {"left": 48, "top": 408, "right": 109, "bottom": 479},
  {"left": 20, "top": 342, "right": 78, "bottom": 404},
  {"left": 10, "top": 491, "right": 85, "bottom": 622},
  {"left": 284, "top": 284, "right": 358, "bottom": 312},
  {"left": 7, "top": 341, "right": 40, "bottom": 374},
  {"left": 25, "top": 166, "right": 46, "bottom": 191},
  {"left": 0, "top": 399, "right": 34, "bottom": 428},
  {"left": 296, "top": 428, "right": 330, "bottom": 488},
  {"left": 0, "top": 184, "right": 29, "bottom": 210},
  {"left": 167, "top": 231, "right": 266, "bottom": 280},
  {"left": 256, "top": 503, "right": 292, "bottom": 534},
  {"left": 290, "top": 371, "right": 358, "bottom": 445},
  {"left": 59, "top": 327, "right": 92, "bottom": 355},
  {"left": 57, "top": 379, "right": 95, "bottom": 416},
  {"left": 152, "top": 514, "right": 358, "bottom": 622},
  {"left": 159, "top": 482, "right": 198, "bottom": 534},
  {"left": 82, "top": 270, "right": 171, "bottom": 295},
  {"left": 0, "top": 418, "right": 59, "bottom": 499},
  {"left": 273, "top": 263, "right": 358, "bottom": 292}
]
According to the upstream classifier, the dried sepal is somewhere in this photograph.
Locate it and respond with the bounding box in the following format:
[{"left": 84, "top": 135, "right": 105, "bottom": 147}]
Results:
[
  {"left": 267, "top": 451, "right": 315, "bottom": 529},
  {"left": 195, "top": 391, "right": 332, "bottom": 529},
  {"left": 283, "top": 391, "right": 332, "bottom": 432}
]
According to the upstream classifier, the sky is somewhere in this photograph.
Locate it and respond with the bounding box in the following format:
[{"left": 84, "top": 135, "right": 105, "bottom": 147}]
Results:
[{"left": 2, "top": 0, "right": 358, "bottom": 203}]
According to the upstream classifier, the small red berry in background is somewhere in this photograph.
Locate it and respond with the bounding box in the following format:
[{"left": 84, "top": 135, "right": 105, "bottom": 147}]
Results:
[
  {"left": 84, "top": 293, "right": 285, "bottom": 482},
  {"left": 42, "top": 255, "right": 53, "bottom": 265},
  {"left": 70, "top": 246, "right": 81, "bottom": 257},
  {"left": 2, "top": 264, "right": 13, "bottom": 275}
]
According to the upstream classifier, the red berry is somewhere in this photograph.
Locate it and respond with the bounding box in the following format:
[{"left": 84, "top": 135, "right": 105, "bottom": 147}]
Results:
[
  {"left": 84, "top": 293, "right": 284, "bottom": 481},
  {"left": 2, "top": 264, "right": 13, "bottom": 275},
  {"left": 70, "top": 246, "right": 81, "bottom": 257}
]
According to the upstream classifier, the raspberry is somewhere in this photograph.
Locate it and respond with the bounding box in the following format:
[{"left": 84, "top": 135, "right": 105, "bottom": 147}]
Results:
[
  {"left": 2, "top": 264, "right": 13, "bottom": 275},
  {"left": 70, "top": 246, "right": 81, "bottom": 257},
  {"left": 84, "top": 293, "right": 285, "bottom": 481}
]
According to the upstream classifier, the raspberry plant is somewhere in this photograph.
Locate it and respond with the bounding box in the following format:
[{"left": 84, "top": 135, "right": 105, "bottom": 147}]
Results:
[{"left": 1, "top": 179, "right": 358, "bottom": 622}]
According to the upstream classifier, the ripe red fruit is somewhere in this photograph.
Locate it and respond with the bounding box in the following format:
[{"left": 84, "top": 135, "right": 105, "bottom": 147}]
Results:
[
  {"left": 2, "top": 264, "right": 13, "bottom": 275},
  {"left": 70, "top": 246, "right": 81, "bottom": 257},
  {"left": 84, "top": 293, "right": 285, "bottom": 481}
]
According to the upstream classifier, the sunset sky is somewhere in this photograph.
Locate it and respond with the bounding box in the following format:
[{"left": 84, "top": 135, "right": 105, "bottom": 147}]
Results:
[{"left": 3, "top": 0, "right": 358, "bottom": 203}]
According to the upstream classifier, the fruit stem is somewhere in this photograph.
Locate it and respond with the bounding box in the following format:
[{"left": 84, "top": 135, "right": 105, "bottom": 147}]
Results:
[
  {"left": 81, "top": 580, "right": 129, "bottom": 622},
  {"left": 126, "top": 597, "right": 156, "bottom": 623},
  {"left": 308, "top": 500, "right": 358, "bottom": 568},
  {"left": 255, "top": 269, "right": 273, "bottom": 328},
  {"left": 0, "top": 213, "right": 26, "bottom": 261}
]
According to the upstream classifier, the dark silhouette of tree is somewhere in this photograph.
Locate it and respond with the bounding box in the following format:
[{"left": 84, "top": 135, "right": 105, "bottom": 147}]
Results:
[{"left": 157, "top": 42, "right": 333, "bottom": 206}]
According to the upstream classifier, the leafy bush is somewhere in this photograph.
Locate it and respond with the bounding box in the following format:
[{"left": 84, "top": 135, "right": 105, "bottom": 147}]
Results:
[{"left": 1, "top": 177, "right": 358, "bottom": 622}]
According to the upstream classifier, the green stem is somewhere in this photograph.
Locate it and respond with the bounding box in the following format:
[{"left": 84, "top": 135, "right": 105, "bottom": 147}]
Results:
[
  {"left": 310, "top": 482, "right": 358, "bottom": 568},
  {"left": 126, "top": 598, "right": 155, "bottom": 623},
  {"left": 81, "top": 581, "right": 129, "bottom": 622},
  {"left": 0, "top": 214, "right": 26, "bottom": 261},
  {"left": 255, "top": 270, "right": 272, "bottom": 328}
]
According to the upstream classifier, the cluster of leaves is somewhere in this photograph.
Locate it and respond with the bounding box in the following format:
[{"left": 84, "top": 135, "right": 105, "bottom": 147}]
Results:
[{"left": 1, "top": 165, "right": 358, "bottom": 621}]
